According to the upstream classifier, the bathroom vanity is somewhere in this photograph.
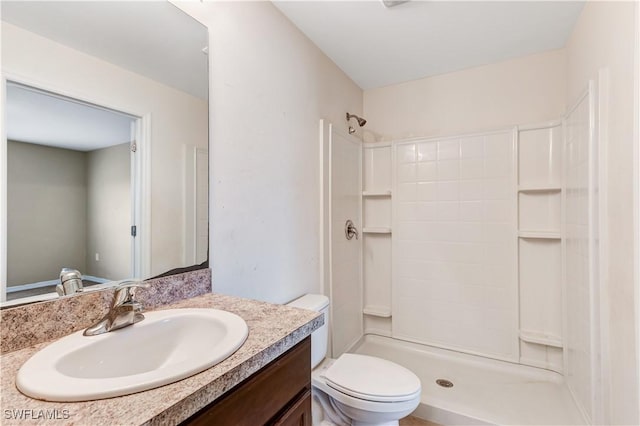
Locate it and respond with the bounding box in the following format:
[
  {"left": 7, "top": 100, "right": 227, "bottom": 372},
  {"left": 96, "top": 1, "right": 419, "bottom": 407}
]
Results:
[
  {"left": 184, "top": 338, "right": 311, "bottom": 425},
  {"left": 0, "top": 277, "right": 322, "bottom": 426}
]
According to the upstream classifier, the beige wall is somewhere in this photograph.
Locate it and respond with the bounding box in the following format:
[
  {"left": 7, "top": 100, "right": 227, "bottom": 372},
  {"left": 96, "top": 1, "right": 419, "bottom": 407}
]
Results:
[
  {"left": 7, "top": 141, "right": 87, "bottom": 285},
  {"left": 2, "top": 23, "right": 208, "bottom": 277},
  {"left": 566, "top": 2, "right": 638, "bottom": 424},
  {"left": 363, "top": 49, "right": 566, "bottom": 141},
  {"left": 8, "top": 141, "right": 133, "bottom": 286},
  {"left": 86, "top": 143, "right": 130, "bottom": 280},
  {"left": 174, "top": 1, "right": 363, "bottom": 303}
]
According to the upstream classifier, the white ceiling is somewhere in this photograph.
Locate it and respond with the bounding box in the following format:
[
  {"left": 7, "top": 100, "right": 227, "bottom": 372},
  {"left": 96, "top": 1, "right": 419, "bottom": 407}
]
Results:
[
  {"left": 1, "top": 1, "right": 208, "bottom": 99},
  {"left": 274, "top": 1, "right": 585, "bottom": 90},
  {"left": 7, "top": 83, "right": 135, "bottom": 152}
]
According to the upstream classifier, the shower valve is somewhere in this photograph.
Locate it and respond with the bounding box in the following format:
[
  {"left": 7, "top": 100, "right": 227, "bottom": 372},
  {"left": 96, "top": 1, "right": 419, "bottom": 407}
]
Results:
[{"left": 345, "top": 220, "right": 359, "bottom": 240}]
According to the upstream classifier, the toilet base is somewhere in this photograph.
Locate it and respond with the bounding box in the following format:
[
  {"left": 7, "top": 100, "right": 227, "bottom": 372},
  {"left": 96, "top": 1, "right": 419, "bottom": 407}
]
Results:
[{"left": 352, "top": 421, "right": 398, "bottom": 426}]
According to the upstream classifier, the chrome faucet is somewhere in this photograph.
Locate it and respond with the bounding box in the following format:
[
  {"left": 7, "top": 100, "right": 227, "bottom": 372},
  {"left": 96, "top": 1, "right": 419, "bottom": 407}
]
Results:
[
  {"left": 57, "top": 268, "right": 84, "bottom": 296},
  {"left": 83, "top": 281, "right": 150, "bottom": 336}
]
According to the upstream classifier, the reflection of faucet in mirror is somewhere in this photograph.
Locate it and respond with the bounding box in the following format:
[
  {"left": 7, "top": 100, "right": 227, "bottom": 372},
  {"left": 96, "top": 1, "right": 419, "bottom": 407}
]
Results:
[
  {"left": 56, "top": 268, "right": 84, "bottom": 296},
  {"left": 84, "top": 281, "right": 150, "bottom": 336}
]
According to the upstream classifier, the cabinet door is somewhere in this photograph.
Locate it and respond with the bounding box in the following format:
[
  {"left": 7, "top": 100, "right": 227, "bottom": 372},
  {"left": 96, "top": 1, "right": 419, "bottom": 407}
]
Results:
[
  {"left": 182, "top": 337, "right": 311, "bottom": 426},
  {"left": 273, "top": 390, "right": 311, "bottom": 426}
]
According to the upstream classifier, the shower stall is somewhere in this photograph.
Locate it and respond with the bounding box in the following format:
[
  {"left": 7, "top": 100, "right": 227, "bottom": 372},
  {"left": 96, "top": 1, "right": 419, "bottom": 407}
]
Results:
[{"left": 321, "top": 82, "right": 600, "bottom": 425}]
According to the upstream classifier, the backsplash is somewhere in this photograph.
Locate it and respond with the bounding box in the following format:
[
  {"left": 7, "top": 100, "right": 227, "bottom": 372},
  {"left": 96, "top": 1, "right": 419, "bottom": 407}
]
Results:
[{"left": 0, "top": 268, "right": 211, "bottom": 354}]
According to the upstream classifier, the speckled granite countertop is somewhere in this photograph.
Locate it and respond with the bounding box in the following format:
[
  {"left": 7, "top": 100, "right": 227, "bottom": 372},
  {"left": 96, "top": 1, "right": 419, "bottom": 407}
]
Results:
[{"left": 0, "top": 293, "right": 323, "bottom": 426}]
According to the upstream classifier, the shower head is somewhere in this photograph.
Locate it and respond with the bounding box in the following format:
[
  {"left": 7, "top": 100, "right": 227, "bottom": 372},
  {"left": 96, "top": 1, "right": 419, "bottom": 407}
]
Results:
[{"left": 346, "top": 112, "right": 367, "bottom": 127}]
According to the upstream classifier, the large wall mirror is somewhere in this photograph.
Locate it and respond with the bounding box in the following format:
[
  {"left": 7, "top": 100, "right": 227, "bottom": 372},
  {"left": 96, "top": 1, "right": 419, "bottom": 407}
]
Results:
[{"left": 0, "top": 1, "right": 209, "bottom": 307}]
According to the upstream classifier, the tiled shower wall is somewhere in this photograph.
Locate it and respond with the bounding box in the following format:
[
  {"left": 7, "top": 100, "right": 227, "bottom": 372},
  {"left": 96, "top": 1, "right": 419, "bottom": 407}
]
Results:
[{"left": 392, "top": 131, "right": 519, "bottom": 361}]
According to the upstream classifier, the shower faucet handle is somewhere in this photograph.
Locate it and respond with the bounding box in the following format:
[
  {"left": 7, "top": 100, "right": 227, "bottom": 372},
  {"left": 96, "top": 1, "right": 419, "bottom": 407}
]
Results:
[{"left": 345, "top": 219, "right": 359, "bottom": 240}]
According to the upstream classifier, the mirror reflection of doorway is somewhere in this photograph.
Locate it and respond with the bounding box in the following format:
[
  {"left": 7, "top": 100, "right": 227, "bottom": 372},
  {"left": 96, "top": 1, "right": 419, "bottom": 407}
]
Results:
[{"left": 5, "top": 81, "right": 139, "bottom": 300}]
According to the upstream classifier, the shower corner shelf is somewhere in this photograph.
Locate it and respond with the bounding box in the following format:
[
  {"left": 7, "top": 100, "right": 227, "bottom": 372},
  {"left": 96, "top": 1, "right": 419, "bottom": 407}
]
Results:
[
  {"left": 518, "top": 231, "right": 561, "bottom": 240},
  {"left": 517, "top": 185, "right": 562, "bottom": 193},
  {"left": 363, "top": 305, "right": 392, "bottom": 318},
  {"left": 362, "top": 190, "right": 392, "bottom": 197},
  {"left": 519, "top": 330, "right": 562, "bottom": 348},
  {"left": 363, "top": 227, "right": 392, "bottom": 234}
]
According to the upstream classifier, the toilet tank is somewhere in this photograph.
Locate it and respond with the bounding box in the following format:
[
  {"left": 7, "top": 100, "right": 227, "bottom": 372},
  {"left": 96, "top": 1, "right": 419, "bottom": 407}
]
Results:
[{"left": 287, "top": 294, "right": 329, "bottom": 368}]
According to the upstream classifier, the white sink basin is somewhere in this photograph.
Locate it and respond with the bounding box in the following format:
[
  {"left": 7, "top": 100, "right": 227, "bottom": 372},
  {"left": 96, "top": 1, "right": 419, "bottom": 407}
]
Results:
[{"left": 16, "top": 308, "right": 249, "bottom": 401}]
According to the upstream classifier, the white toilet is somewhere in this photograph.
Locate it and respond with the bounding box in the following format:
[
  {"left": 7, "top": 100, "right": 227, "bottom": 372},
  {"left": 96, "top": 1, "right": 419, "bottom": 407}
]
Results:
[{"left": 288, "top": 294, "right": 421, "bottom": 426}]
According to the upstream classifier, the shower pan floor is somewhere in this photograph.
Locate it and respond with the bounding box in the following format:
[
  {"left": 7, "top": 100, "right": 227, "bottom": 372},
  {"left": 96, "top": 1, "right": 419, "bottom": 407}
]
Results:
[{"left": 353, "top": 335, "right": 585, "bottom": 426}]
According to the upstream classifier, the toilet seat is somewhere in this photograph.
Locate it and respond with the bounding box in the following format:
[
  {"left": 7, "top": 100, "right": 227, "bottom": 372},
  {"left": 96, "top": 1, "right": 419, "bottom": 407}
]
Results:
[
  {"left": 323, "top": 354, "right": 421, "bottom": 403},
  {"left": 312, "top": 372, "right": 420, "bottom": 416}
]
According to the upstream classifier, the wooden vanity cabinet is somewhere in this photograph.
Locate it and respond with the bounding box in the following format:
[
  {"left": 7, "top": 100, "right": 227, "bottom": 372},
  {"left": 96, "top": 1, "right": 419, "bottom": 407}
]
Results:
[{"left": 182, "top": 337, "right": 312, "bottom": 426}]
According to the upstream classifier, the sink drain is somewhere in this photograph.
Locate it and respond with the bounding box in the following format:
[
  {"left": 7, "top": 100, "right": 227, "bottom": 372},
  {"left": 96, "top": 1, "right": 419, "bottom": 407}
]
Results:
[{"left": 436, "top": 379, "right": 453, "bottom": 388}]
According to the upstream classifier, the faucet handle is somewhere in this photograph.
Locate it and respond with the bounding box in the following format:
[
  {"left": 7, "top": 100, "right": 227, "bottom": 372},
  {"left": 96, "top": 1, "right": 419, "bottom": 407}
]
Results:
[{"left": 112, "top": 280, "right": 150, "bottom": 306}]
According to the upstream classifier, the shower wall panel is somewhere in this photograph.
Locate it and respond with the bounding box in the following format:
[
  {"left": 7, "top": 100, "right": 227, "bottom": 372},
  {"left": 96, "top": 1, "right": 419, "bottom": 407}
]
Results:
[
  {"left": 517, "top": 125, "right": 564, "bottom": 373},
  {"left": 564, "top": 88, "right": 596, "bottom": 422},
  {"left": 392, "top": 130, "right": 518, "bottom": 361},
  {"left": 362, "top": 144, "right": 393, "bottom": 323},
  {"left": 329, "top": 126, "right": 363, "bottom": 357}
]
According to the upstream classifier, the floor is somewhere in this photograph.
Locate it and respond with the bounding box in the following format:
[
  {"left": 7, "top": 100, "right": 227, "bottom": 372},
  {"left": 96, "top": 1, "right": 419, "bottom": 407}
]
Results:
[
  {"left": 354, "top": 335, "right": 585, "bottom": 425},
  {"left": 401, "top": 415, "right": 440, "bottom": 426}
]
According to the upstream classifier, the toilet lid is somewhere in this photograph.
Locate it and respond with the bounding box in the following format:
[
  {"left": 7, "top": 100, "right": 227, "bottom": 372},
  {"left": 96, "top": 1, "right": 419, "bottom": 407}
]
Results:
[{"left": 323, "top": 354, "right": 421, "bottom": 403}]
